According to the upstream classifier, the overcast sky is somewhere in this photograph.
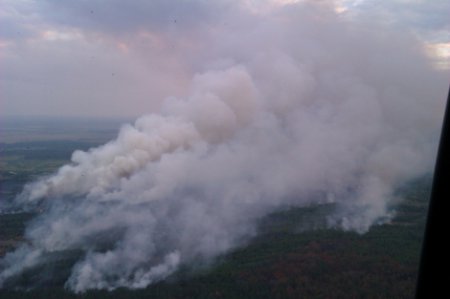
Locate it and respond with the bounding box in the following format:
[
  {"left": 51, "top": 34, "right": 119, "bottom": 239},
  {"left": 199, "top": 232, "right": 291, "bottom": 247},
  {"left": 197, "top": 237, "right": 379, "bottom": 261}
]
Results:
[{"left": 1, "top": 0, "right": 449, "bottom": 118}]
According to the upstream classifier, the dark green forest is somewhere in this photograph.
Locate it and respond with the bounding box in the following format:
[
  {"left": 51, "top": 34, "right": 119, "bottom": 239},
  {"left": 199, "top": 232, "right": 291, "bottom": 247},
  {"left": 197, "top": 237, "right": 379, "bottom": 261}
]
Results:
[{"left": 0, "top": 135, "right": 430, "bottom": 299}]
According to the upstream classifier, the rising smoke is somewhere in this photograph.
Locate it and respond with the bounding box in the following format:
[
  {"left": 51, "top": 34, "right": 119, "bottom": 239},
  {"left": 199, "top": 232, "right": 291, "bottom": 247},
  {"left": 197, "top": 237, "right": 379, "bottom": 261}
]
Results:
[{"left": 0, "top": 1, "right": 448, "bottom": 292}]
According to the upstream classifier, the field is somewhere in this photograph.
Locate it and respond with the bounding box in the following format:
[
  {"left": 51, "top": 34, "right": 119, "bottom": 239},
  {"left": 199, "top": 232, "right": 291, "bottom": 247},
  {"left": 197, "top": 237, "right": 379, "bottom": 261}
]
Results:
[{"left": 0, "top": 118, "right": 430, "bottom": 298}]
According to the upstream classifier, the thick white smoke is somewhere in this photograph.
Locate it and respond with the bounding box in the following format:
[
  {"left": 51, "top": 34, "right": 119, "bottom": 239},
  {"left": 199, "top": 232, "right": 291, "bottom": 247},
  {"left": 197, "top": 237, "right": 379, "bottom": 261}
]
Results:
[{"left": 1, "top": 2, "right": 447, "bottom": 293}]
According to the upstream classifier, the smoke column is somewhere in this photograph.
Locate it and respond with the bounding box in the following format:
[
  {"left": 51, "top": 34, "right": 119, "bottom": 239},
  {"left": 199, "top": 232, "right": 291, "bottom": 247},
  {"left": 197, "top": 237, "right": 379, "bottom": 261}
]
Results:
[{"left": 0, "top": 1, "right": 447, "bottom": 292}]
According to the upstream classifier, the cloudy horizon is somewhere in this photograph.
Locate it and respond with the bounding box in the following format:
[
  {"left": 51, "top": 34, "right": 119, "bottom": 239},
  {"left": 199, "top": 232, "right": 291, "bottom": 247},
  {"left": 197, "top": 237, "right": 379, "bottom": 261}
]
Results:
[
  {"left": 1, "top": 0, "right": 449, "bottom": 118},
  {"left": 1, "top": 0, "right": 449, "bottom": 292}
]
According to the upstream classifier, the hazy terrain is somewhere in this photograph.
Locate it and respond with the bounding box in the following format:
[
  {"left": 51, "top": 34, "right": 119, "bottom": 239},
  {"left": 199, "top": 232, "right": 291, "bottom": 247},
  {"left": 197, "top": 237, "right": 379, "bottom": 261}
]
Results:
[
  {"left": 2, "top": 0, "right": 447, "bottom": 295},
  {"left": 0, "top": 117, "right": 430, "bottom": 298}
]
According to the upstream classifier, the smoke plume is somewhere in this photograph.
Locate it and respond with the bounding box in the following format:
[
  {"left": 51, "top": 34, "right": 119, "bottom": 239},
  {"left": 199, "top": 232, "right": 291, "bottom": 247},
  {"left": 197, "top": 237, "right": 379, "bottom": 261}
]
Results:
[{"left": 1, "top": 1, "right": 447, "bottom": 292}]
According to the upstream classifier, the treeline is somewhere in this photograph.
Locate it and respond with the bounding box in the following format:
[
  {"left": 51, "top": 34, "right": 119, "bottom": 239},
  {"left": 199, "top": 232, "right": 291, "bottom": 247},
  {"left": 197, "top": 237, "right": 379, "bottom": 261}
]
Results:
[
  {"left": 1, "top": 140, "right": 98, "bottom": 160},
  {"left": 0, "top": 177, "right": 430, "bottom": 298}
]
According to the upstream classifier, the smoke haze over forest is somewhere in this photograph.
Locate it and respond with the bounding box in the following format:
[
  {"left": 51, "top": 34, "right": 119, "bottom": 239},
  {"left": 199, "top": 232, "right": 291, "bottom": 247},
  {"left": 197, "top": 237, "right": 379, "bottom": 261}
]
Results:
[{"left": 0, "top": 0, "right": 449, "bottom": 293}]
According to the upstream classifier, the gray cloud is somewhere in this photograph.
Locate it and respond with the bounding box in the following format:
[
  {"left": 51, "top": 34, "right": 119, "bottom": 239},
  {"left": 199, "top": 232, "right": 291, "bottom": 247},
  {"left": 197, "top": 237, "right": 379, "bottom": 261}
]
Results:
[
  {"left": 1, "top": 0, "right": 448, "bottom": 118},
  {"left": 0, "top": 18, "right": 33, "bottom": 40},
  {"left": 1, "top": 36, "right": 190, "bottom": 117},
  {"left": 0, "top": 0, "right": 40, "bottom": 41},
  {"left": 37, "top": 0, "right": 233, "bottom": 35},
  {"left": 346, "top": 0, "right": 450, "bottom": 42}
]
